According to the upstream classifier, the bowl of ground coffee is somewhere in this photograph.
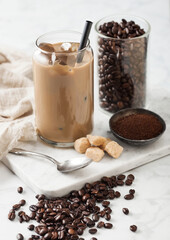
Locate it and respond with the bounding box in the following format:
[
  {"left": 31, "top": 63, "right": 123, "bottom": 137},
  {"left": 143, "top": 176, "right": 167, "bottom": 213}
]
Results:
[{"left": 109, "top": 108, "right": 166, "bottom": 145}]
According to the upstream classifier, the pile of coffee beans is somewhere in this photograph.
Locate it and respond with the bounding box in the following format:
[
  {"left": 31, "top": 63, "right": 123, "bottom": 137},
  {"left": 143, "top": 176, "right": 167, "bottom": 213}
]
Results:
[
  {"left": 8, "top": 174, "right": 137, "bottom": 240},
  {"left": 97, "top": 18, "right": 148, "bottom": 113}
]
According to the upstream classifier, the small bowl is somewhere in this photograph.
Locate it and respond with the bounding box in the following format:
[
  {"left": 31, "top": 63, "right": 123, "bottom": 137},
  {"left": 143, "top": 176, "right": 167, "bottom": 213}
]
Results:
[{"left": 109, "top": 108, "right": 166, "bottom": 146}]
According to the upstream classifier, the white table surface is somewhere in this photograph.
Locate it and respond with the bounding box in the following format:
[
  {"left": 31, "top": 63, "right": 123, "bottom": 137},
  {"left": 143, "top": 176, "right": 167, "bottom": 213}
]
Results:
[{"left": 0, "top": 0, "right": 170, "bottom": 239}]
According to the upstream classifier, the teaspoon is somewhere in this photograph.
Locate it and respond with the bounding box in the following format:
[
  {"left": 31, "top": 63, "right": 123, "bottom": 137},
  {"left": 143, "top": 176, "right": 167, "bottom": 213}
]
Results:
[{"left": 9, "top": 148, "right": 92, "bottom": 173}]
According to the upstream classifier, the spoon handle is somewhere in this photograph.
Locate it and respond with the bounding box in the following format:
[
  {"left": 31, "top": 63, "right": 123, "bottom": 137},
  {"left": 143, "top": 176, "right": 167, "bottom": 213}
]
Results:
[{"left": 9, "top": 148, "right": 60, "bottom": 166}]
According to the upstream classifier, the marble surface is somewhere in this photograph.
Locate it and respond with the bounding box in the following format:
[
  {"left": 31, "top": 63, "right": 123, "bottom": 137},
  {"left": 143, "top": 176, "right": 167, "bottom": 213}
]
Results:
[
  {"left": 3, "top": 87, "right": 170, "bottom": 198},
  {"left": 0, "top": 0, "right": 170, "bottom": 239}
]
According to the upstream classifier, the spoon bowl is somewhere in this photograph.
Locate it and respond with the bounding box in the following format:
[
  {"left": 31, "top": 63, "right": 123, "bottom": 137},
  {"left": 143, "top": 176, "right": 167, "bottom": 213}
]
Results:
[{"left": 9, "top": 148, "right": 92, "bottom": 173}]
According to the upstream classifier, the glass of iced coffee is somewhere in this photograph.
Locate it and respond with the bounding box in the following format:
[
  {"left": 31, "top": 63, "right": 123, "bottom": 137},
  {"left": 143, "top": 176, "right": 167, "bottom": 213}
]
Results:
[{"left": 33, "top": 31, "right": 94, "bottom": 147}]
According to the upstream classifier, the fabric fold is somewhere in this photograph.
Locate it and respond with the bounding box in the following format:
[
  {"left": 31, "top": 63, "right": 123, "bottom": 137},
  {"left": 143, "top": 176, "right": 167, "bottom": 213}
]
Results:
[{"left": 0, "top": 48, "right": 37, "bottom": 160}]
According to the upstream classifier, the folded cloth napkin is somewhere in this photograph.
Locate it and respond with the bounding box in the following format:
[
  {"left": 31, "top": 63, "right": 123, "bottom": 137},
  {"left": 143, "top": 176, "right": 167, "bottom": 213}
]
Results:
[{"left": 0, "top": 46, "right": 37, "bottom": 160}]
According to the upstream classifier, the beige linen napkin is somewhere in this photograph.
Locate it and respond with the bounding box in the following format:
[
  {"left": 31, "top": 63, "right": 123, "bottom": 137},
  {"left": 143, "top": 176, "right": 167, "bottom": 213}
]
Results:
[{"left": 0, "top": 46, "right": 37, "bottom": 160}]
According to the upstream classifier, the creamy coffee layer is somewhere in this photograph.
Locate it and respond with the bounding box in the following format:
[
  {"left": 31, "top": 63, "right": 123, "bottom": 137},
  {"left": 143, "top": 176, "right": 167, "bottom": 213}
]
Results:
[{"left": 33, "top": 42, "right": 94, "bottom": 143}]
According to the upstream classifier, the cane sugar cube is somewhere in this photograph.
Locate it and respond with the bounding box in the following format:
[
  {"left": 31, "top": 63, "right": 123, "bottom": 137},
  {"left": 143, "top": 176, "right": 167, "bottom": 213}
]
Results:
[
  {"left": 105, "top": 141, "right": 123, "bottom": 159},
  {"left": 87, "top": 135, "right": 106, "bottom": 146},
  {"left": 85, "top": 147, "right": 104, "bottom": 162},
  {"left": 74, "top": 137, "right": 90, "bottom": 154},
  {"left": 100, "top": 138, "right": 112, "bottom": 150}
]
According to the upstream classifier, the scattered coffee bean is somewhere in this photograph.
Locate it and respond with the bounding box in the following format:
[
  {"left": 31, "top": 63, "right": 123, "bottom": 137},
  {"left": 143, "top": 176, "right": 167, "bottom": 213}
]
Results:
[
  {"left": 130, "top": 224, "right": 137, "bottom": 232},
  {"left": 89, "top": 228, "right": 97, "bottom": 234},
  {"left": 116, "top": 180, "right": 124, "bottom": 186},
  {"left": 19, "top": 199, "right": 26, "bottom": 206},
  {"left": 129, "top": 189, "right": 135, "bottom": 195},
  {"left": 127, "top": 174, "right": 135, "bottom": 181},
  {"left": 97, "top": 221, "right": 105, "bottom": 228},
  {"left": 13, "top": 204, "right": 21, "bottom": 211},
  {"left": 117, "top": 174, "right": 126, "bottom": 180},
  {"left": 17, "top": 187, "right": 23, "bottom": 194},
  {"left": 104, "top": 223, "right": 113, "bottom": 229},
  {"left": 8, "top": 173, "right": 137, "bottom": 239},
  {"left": 29, "top": 205, "right": 38, "bottom": 212},
  {"left": 16, "top": 233, "right": 24, "bottom": 240},
  {"left": 125, "top": 179, "right": 133, "bottom": 186},
  {"left": 31, "top": 235, "right": 39, "bottom": 239},
  {"left": 8, "top": 210, "right": 15, "bottom": 221},
  {"left": 122, "top": 208, "right": 129, "bottom": 215},
  {"left": 91, "top": 238, "right": 98, "bottom": 240},
  {"left": 105, "top": 213, "right": 111, "bottom": 221},
  {"left": 124, "top": 194, "right": 134, "bottom": 200},
  {"left": 114, "top": 191, "right": 121, "bottom": 198},
  {"left": 92, "top": 214, "right": 100, "bottom": 222},
  {"left": 28, "top": 224, "right": 34, "bottom": 231},
  {"left": 102, "top": 200, "right": 110, "bottom": 207}
]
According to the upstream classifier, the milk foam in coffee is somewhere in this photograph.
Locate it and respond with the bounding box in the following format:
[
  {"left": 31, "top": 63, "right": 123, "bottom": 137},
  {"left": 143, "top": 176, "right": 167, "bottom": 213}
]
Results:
[{"left": 33, "top": 42, "right": 94, "bottom": 145}]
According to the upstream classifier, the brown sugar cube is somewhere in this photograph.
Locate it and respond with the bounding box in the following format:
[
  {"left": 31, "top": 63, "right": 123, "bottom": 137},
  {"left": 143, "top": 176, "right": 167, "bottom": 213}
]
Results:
[
  {"left": 74, "top": 137, "right": 91, "bottom": 154},
  {"left": 100, "top": 138, "right": 112, "bottom": 150},
  {"left": 87, "top": 135, "right": 106, "bottom": 146},
  {"left": 105, "top": 141, "right": 123, "bottom": 159},
  {"left": 85, "top": 147, "right": 105, "bottom": 162}
]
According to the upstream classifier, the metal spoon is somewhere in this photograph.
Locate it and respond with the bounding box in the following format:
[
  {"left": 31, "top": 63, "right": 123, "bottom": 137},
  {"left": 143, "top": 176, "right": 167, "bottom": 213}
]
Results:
[{"left": 9, "top": 148, "right": 92, "bottom": 173}]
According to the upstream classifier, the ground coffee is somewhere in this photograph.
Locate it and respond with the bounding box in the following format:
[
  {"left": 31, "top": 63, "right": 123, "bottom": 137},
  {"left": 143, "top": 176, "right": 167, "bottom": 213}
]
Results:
[{"left": 111, "top": 113, "right": 163, "bottom": 140}]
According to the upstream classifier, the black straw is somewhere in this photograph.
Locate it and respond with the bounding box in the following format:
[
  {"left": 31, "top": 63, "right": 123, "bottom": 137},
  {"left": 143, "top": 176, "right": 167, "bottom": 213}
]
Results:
[{"left": 77, "top": 20, "right": 93, "bottom": 63}]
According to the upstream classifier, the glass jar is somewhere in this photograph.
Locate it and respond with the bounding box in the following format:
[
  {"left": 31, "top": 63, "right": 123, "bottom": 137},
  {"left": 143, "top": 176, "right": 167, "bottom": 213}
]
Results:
[
  {"left": 95, "top": 15, "right": 150, "bottom": 114},
  {"left": 33, "top": 31, "right": 94, "bottom": 147}
]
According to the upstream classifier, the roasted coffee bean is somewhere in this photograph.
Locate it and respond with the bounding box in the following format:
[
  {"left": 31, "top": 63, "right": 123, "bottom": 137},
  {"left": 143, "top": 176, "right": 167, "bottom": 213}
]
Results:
[
  {"left": 125, "top": 179, "right": 133, "bottom": 186},
  {"left": 130, "top": 224, "right": 137, "bottom": 232},
  {"left": 114, "top": 191, "right": 121, "bottom": 198},
  {"left": 16, "top": 233, "right": 24, "bottom": 240},
  {"left": 77, "top": 228, "right": 84, "bottom": 235},
  {"left": 102, "top": 200, "right": 110, "bottom": 207},
  {"left": 31, "top": 235, "right": 39, "bottom": 239},
  {"left": 58, "top": 230, "right": 65, "bottom": 239},
  {"left": 105, "top": 213, "right": 111, "bottom": 221},
  {"left": 29, "top": 212, "right": 36, "bottom": 219},
  {"left": 19, "top": 199, "right": 26, "bottom": 206},
  {"left": 129, "top": 189, "right": 135, "bottom": 195},
  {"left": 17, "top": 187, "right": 23, "bottom": 194},
  {"left": 122, "top": 208, "right": 129, "bottom": 215},
  {"left": 116, "top": 180, "right": 124, "bottom": 186},
  {"left": 92, "top": 214, "right": 100, "bottom": 222},
  {"left": 89, "top": 228, "right": 97, "bottom": 234},
  {"left": 68, "top": 228, "right": 76, "bottom": 235},
  {"left": 117, "top": 174, "right": 126, "bottom": 180},
  {"left": 127, "top": 174, "right": 135, "bottom": 181},
  {"left": 44, "top": 232, "right": 52, "bottom": 239},
  {"left": 29, "top": 205, "right": 38, "bottom": 212},
  {"left": 99, "top": 210, "right": 106, "bottom": 218},
  {"left": 124, "top": 194, "right": 134, "bottom": 200},
  {"left": 104, "top": 223, "right": 113, "bottom": 229},
  {"left": 13, "top": 204, "right": 21, "bottom": 211},
  {"left": 28, "top": 224, "right": 34, "bottom": 231},
  {"left": 8, "top": 210, "right": 15, "bottom": 221},
  {"left": 90, "top": 238, "right": 98, "bottom": 240},
  {"left": 97, "top": 221, "right": 104, "bottom": 228},
  {"left": 87, "top": 220, "right": 95, "bottom": 228}
]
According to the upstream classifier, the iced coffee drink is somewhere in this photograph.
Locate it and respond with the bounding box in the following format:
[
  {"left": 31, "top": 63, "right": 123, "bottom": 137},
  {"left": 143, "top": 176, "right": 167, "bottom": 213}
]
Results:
[{"left": 33, "top": 31, "right": 94, "bottom": 147}]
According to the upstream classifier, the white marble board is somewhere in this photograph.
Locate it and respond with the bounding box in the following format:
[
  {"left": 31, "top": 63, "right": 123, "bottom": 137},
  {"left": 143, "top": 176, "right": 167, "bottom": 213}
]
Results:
[{"left": 3, "top": 88, "right": 170, "bottom": 197}]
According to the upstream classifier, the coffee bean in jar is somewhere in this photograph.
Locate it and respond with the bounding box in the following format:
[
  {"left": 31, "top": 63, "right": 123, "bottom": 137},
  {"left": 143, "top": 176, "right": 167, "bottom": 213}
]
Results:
[{"left": 95, "top": 15, "right": 151, "bottom": 113}]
